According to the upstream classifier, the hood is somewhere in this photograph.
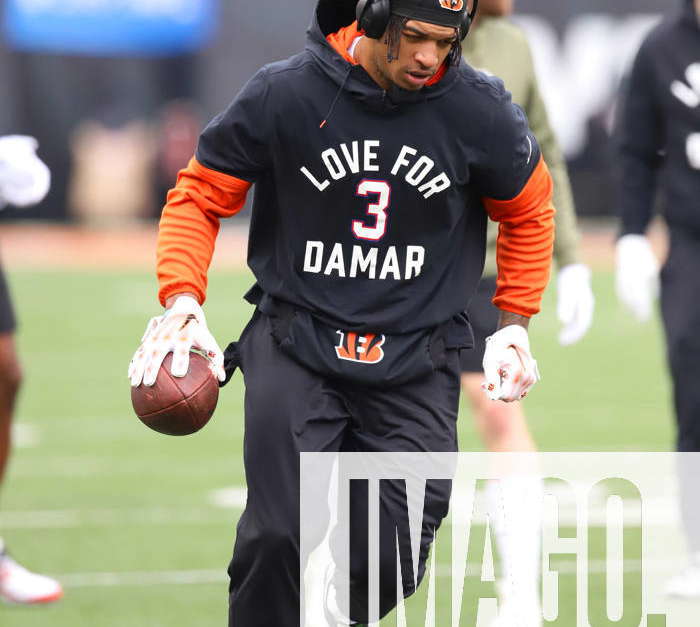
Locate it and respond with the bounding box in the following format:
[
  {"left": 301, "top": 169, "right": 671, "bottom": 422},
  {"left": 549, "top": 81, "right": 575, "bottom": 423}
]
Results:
[
  {"left": 316, "top": 0, "right": 358, "bottom": 36},
  {"left": 307, "top": 0, "right": 460, "bottom": 115}
]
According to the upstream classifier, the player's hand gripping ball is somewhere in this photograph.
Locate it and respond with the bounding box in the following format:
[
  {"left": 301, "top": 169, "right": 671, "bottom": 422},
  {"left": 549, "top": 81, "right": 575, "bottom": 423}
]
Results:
[
  {"left": 128, "top": 296, "right": 226, "bottom": 436},
  {"left": 482, "top": 324, "right": 540, "bottom": 402}
]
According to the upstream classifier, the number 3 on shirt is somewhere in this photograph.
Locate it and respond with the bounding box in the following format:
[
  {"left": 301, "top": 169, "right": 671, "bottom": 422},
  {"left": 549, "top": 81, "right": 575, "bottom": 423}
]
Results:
[{"left": 352, "top": 180, "right": 391, "bottom": 241}]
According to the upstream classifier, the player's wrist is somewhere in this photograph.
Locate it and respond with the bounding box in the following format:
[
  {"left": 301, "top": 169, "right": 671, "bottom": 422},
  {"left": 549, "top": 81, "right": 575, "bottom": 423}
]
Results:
[
  {"left": 164, "top": 292, "right": 200, "bottom": 310},
  {"left": 497, "top": 310, "right": 530, "bottom": 331}
]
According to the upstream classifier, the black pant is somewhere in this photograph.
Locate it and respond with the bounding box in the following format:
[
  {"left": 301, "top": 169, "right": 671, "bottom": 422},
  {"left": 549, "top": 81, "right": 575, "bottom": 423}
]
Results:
[
  {"left": 227, "top": 313, "right": 460, "bottom": 626},
  {"left": 660, "top": 230, "right": 700, "bottom": 453},
  {"left": 661, "top": 230, "right": 700, "bottom": 552}
]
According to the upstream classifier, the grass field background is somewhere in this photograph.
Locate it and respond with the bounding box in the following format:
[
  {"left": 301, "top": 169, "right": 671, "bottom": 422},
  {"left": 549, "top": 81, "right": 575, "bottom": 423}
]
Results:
[{"left": 0, "top": 265, "right": 676, "bottom": 626}]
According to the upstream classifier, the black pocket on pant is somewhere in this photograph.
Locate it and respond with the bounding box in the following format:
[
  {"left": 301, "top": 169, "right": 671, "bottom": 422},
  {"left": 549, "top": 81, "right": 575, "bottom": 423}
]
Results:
[
  {"left": 220, "top": 310, "right": 261, "bottom": 387},
  {"left": 220, "top": 342, "right": 240, "bottom": 388}
]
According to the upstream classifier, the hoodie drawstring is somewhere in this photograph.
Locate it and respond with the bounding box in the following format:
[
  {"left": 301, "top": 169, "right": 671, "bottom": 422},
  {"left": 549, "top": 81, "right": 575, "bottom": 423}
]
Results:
[{"left": 320, "top": 67, "right": 352, "bottom": 129}]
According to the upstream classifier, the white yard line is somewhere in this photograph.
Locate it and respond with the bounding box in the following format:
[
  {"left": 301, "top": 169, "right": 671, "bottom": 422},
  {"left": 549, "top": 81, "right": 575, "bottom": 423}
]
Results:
[
  {"left": 10, "top": 458, "right": 121, "bottom": 478},
  {"left": 55, "top": 558, "right": 665, "bottom": 589},
  {"left": 208, "top": 486, "right": 248, "bottom": 509},
  {"left": 0, "top": 480, "right": 680, "bottom": 532},
  {"left": 12, "top": 423, "right": 40, "bottom": 448},
  {"left": 0, "top": 493, "right": 679, "bottom": 529},
  {"left": 0, "top": 506, "right": 239, "bottom": 529},
  {"left": 0, "top": 485, "right": 249, "bottom": 529},
  {"left": 58, "top": 569, "right": 227, "bottom": 588}
]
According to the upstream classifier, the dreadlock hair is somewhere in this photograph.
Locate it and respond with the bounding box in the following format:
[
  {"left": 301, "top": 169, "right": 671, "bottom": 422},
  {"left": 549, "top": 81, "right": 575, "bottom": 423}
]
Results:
[
  {"left": 446, "top": 37, "right": 462, "bottom": 66},
  {"left": 384, "top": 14, "right": 407, "bottom": 62},
  {"left": 384, "top": 14, "right": 463, "bottom": 66}
]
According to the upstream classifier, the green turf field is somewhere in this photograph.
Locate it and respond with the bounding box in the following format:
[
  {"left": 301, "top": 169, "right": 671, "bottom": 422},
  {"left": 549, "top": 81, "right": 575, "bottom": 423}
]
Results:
[{"left": 0, "top": 269, "right": 676, "bottom": 626}]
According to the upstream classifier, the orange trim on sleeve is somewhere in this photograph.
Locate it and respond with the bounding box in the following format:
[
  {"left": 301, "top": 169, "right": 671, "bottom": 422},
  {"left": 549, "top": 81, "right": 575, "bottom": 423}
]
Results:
[
  {"left": 157, "top": 157, "right": 251, "bottom": 306},
  {"left": 482, "top": 156, "right": 555, "bottom": 317}
]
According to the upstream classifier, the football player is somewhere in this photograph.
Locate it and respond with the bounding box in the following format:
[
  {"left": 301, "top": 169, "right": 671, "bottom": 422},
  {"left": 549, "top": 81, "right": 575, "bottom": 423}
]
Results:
[
  {"left": 460, "top": 1, "right": 594, "bottom": 624},
  {"left": 0, "top": 135, "right": 62, "bottom": 605},
  {"left": 615, "top": 0, "right": 700, "bottom": 598},
  {"left": 128, "top": 0, "right": 555, "bottom": 623}
]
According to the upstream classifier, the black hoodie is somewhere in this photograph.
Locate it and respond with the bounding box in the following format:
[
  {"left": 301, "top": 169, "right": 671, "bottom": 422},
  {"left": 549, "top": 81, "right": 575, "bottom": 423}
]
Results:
[
  {"left": 618, "top": 0, "right": 700, "bottom": 236},
  {"left": 194, "top": 0, "right": 552, "bottom": 334}
]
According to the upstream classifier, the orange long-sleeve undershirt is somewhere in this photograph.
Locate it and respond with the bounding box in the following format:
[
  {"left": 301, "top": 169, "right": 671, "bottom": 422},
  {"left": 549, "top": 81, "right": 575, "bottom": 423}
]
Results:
[
  {"left": 157, "top": 155, "right": 554, "bottom": 316},
  {"left": 483, "top": 156, "right": 555, "bottom": 317},
  {"left": 157, "top": 157, "right": 250, "bottom": 306}
]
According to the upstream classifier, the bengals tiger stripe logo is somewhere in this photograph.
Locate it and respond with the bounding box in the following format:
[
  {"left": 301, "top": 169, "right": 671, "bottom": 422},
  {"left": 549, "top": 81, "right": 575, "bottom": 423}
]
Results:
[
  {"left": 335, "top": 330, "right": 385, "bottom": 364},
  {"left": 438, "top": 0, "right": 464, "bottom": 10}
]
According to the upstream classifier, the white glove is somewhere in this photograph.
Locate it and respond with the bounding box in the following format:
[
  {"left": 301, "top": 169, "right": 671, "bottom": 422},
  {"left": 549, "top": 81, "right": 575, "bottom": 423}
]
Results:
[
  {"left": 557, "top": 263, "right": 594, "bottom": 346},
  {"left": 128, "top": 295, "right": 226, "bottom": 387},
  {"left": 482, "top": 325, "right": 540, "bottom": 402},
  {"left": 0, "top": 135, "right": 51, "bottom": 208},
  {"left": 615, "top": 234, "right": 659, "bottom": 322}
]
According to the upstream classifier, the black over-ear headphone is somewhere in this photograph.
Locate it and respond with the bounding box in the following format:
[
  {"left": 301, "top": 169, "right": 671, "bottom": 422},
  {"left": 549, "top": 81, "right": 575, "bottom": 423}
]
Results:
[{"left": 356, "top": 0, "right": 478, "bottom": 41}]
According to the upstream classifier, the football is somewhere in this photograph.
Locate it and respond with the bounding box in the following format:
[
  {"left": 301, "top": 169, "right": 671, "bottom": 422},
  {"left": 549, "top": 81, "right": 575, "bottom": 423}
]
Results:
[{"left": 131, "top": 352, "right": 219, "bottom": 436}]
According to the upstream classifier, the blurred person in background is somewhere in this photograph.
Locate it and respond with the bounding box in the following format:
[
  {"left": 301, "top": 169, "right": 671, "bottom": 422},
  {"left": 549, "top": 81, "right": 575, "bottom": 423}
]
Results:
[
  {"left": 1, "top": 0, "right": 217, "bottom": 223},
  {"left": 0, "top": 134, "right": 62, "bottom": 604},
  {"left": 615, "top": 0, "right": 700, "bottom": 597},
  {"left": 460, "top": 0, "right": 594, "bottom": 624}
]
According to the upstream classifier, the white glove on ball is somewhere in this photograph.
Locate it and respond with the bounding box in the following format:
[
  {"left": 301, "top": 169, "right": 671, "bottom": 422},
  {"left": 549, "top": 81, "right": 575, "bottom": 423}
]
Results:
[
  {"left": 482, "top": 325, "right": 540, "bottom": 402},
  {"left": 128, "top": 295, "right": 226, "bottom": 387},
  {"left": 0, "top": 135, "right": 51, "bottom": 208},
  {"left": 557, "top": 263, "right": 594, "bottom": 346},
  {"left": 615, "top": 234, "right": 659, "bottom": 322}
]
